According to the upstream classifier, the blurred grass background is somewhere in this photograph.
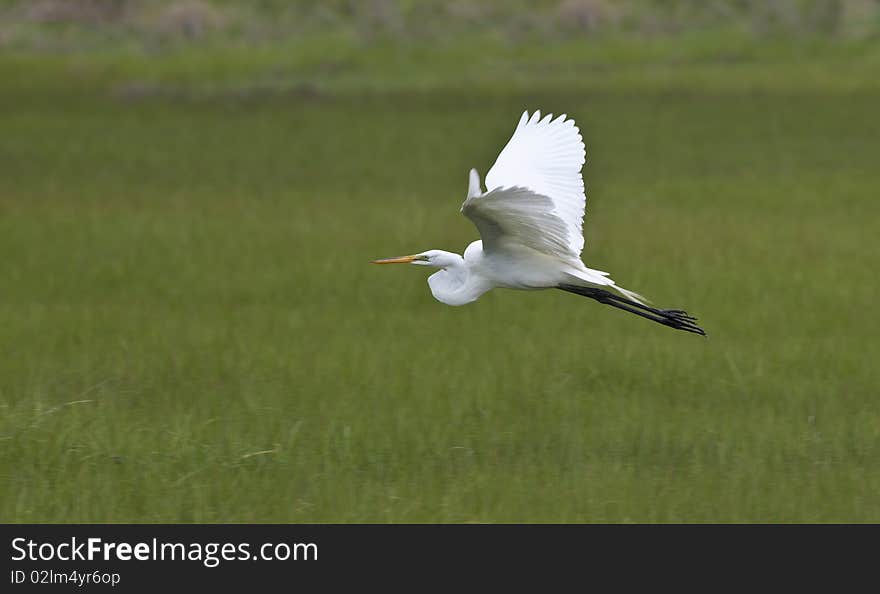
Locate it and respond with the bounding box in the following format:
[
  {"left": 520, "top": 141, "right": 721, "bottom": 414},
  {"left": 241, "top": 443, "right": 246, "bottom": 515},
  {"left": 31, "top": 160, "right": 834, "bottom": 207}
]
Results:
[{"left": 1, "top": 0, "right": 879, "bottom": 522}]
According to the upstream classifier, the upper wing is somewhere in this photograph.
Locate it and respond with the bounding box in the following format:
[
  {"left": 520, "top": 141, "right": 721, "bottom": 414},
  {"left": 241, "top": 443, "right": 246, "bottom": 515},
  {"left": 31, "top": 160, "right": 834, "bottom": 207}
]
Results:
[
  {"left": 481, "top": 110, "right": 587, "bottom": 257},
  {"left": 461, "top": 185, "right": 571, "bottom": 258}
]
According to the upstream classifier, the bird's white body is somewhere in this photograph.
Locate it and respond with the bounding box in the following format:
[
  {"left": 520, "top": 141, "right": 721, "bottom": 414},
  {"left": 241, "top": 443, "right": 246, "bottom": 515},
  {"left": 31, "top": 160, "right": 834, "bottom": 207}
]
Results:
[
  {"left": 425, "top": 240, "right": 586, "bottom": 306},
  {"left": 373, "top": 109, "right": 705, "bottom": 335}
]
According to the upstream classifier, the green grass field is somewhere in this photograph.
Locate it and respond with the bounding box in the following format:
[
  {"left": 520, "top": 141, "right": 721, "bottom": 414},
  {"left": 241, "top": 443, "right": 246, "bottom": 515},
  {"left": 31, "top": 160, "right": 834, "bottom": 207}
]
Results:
[{"left": 1, "top": 36, "right": 879, "bottom": 522}]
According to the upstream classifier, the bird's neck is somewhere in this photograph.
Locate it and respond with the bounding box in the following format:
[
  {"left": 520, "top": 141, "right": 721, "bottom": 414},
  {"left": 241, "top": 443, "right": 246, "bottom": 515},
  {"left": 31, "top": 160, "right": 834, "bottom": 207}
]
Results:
[{"left": 426, "top": 250, "right": 491, "bottom": 306}]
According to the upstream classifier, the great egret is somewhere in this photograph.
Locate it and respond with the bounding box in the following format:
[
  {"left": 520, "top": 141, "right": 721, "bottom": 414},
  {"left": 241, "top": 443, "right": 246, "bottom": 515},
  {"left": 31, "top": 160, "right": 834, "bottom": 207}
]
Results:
[{"left": 373, "top": 110, "right": 706, "bottom": 336}]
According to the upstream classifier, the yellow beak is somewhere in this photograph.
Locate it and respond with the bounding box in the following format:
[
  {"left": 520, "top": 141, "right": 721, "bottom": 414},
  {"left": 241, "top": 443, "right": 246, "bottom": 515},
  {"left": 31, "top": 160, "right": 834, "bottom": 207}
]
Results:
[{"left": 371, "top": 255, "right": 419, "bottom": 264}]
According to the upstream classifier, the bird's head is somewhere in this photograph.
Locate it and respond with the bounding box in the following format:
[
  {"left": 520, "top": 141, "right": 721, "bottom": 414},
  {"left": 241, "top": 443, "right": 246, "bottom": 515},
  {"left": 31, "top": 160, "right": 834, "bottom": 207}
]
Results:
[{"left": 371, "top": 250, "right": 459, "bottom": 269}]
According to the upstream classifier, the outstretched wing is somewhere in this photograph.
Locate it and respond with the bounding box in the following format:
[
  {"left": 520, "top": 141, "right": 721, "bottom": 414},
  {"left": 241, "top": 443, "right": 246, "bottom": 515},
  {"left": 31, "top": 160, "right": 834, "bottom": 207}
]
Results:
[
  {"left": 461, "top": 185, "right": 571, "bottom": 257},
  {"left": 475, "top": 110, "right": 587, "bottom": 257}
]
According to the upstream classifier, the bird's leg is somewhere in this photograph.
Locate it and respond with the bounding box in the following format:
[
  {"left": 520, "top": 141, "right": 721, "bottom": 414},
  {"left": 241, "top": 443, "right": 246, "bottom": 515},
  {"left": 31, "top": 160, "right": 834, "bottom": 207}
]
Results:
[
  {"left": 557, "top": 284, "right": 706, "bottom": 336},
  {"left": 602, "top": 297, "right": 706, "bottom": 336},
  {"left": 601, "top": 291, "right": 700, "bottom": 323}
]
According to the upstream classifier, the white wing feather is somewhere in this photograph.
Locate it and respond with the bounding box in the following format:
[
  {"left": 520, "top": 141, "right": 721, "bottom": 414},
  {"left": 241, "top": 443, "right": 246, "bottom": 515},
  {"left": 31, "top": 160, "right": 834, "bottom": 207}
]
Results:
[
  {"left": 482, "top": 110, "right": 587, "bottom": 257},
  {"left": 461, "top": 185, "right": 570, "bottom": 257}
]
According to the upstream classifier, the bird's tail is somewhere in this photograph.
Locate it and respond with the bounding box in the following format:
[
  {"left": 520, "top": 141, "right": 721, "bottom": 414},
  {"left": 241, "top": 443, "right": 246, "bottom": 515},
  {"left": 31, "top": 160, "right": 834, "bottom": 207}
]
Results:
[
  {"left": 613, "top": 285, "right": 648, "bottom": 305},
  {"left": 564, "top": 267, "right": 648, "bottom": 305}
]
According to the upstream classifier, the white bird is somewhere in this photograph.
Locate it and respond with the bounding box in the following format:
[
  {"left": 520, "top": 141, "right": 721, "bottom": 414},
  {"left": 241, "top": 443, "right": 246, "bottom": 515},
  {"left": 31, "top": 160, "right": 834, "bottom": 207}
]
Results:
[{"left": 373, "top": 110, "right": 705, "bottom": 335}]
